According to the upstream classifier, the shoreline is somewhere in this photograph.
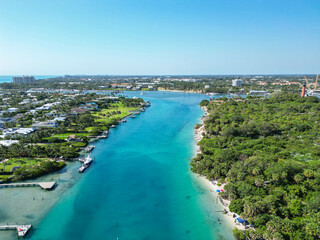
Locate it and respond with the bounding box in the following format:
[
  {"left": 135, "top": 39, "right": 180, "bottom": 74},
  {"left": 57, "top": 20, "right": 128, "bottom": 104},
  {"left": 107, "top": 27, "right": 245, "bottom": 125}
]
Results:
[
  {"left": 193, "top": 106, "right": 245, "bottom": 231},
  {"left": 157, "top": 88, "right": 204, "bottom": 94},
  {"left": 0, "top": 162, "right": 81, "bottom": 239},
  {"left": 0, "top": 104, "right": 146, "bottom": 239}
]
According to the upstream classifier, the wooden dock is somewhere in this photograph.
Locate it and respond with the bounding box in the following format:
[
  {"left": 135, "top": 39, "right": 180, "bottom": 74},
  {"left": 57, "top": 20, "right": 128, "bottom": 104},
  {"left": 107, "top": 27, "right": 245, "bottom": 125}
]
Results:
[
  {"left": 0, "top": 181, "right": 56, "bottom": 190},
  {"left": 0, "top": 224, "right": 32, "bottom": 237}
]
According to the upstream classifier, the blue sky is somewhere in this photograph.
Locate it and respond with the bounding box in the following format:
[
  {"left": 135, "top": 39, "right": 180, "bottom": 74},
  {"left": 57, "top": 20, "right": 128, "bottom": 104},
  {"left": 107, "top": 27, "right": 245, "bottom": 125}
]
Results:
[{"left": 0, "top": 0, "right": 319, "bottom": 75}]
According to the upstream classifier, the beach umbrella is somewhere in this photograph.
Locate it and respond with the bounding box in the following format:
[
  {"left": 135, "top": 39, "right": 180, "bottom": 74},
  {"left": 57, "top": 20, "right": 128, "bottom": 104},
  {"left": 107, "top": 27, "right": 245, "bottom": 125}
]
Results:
[
  {"left": 216, "top": 189, "right": 220, "bottom": 193},
  {"left": 220, "top": 189, "right": 224, "bottom": 192}
]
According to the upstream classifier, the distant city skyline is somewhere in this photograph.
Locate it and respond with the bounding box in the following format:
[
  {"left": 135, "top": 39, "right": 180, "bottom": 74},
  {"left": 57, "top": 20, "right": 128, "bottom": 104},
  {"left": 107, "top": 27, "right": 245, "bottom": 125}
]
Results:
[{"left": 0, "top": 0, "right": 319, "bottom": 75}]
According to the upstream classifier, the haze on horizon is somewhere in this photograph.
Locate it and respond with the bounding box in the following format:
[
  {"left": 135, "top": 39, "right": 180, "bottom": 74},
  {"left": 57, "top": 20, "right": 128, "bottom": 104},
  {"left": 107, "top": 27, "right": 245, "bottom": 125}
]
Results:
[{"left": 0, "top": 0, "right": 319, "bottom": 75}]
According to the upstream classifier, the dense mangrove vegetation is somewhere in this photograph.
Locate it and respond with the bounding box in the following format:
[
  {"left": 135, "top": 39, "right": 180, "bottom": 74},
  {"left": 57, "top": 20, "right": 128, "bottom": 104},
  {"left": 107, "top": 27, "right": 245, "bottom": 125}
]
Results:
[{"left": 191, "top": 93, "right": 320, "bottom": 240}]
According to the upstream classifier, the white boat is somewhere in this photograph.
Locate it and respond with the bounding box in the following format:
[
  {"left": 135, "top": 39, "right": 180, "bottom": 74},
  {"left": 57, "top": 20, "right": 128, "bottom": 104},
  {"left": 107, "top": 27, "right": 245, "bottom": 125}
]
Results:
[
  {"left": 78, "top": 164, "right": 87, "bottom": 173},
  {"left": 84, "top": 145, "right": 95, "bottom": 152},
  {"left": 84, "top": 155, "right": 93, "bottom": 165}
]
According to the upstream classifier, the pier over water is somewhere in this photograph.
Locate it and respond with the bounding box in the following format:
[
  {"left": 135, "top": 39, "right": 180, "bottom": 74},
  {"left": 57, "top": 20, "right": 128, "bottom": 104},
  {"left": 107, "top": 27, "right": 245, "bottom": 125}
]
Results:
[
  {"left": 0, "top": 182, "right": 56, "bottom": 190},
  {"left": 0, "top": 224, "right": 32, "bottom": 237}
]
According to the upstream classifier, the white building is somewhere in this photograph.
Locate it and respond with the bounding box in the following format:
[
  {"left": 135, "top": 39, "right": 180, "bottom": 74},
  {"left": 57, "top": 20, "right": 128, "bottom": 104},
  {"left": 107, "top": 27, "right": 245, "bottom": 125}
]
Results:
[
  {"left": 204, "top": 85, "right": 210, "bottom": 89},
  {"left": 232, "top": 79, "right": 242, "bottom": 87},
  {"left": 32, "top": 121, "right": 58, "bottom": 128},
  {"left": 7, "top": 108, "right": 19, "bottom": 112},
  {"left": 19, "top": 99, "right": 32, "bottom": 105},
  {"left": 1, "top": 128, "right": 35, "bottom": 137},
  {"left": 0, "top": 140, "right": 19, "bottom": 146},
  {"left": 249, "top": 90, "right": 268, "bottom": 94}
]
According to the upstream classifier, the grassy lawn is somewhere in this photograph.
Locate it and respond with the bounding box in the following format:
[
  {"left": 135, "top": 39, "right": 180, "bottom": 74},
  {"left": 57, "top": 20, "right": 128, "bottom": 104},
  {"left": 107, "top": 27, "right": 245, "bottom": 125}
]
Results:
[
  {"left": 0, "top": 157, "right": 66, "bottom": 182},
  {"left": 85, "top": 127, "right": 94, "bottom": 132},
  {"left": 92, "top": 103, "right": 138, "bottom": 125},
  {"left": 41, "top": 103, "right": 139, "bottom": 142},
  {"left": 44, "top": 132, "right": 90, "bottom": 140},
  {"left": 0, "top": 158, "right": 46, "bottom": 173},
  {"left": 60, "top": 142, "right": 87, "bottom": 147}
]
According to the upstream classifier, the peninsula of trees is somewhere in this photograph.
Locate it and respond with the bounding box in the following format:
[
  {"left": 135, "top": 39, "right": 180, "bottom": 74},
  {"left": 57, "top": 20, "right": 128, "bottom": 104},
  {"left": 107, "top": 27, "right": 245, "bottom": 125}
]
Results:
[{"left": 192, "top": 93, "right": 320, "bottom": 240}]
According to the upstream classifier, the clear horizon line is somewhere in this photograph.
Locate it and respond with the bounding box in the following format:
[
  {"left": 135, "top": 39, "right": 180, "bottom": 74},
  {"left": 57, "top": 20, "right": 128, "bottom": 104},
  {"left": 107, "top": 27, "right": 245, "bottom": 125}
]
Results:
[{"left": 1, "top": 73, "right": 319, "bottom": 76}]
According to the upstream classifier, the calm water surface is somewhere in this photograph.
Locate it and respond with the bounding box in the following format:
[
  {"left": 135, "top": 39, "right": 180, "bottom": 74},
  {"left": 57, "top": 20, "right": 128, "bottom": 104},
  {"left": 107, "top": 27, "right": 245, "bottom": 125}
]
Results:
[{"left": 3, "top": 91, "right": 235, "bottom": 240}]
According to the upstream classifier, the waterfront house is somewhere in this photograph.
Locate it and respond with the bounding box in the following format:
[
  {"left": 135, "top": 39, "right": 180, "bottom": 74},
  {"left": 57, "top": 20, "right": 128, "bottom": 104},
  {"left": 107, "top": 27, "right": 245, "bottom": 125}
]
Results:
[
  {"left": 7, "top": 107, "right": 19, "bottom": 112},
  {"left": 80, "top": 102, "right": 98, "bottom": 111},
  {"left": 70, "top": 107, "right": 88, "bottom": 115},
  {"left": 45, "top": 112, "right": 57, "bottom": 117},
  {"left": 53, "top": 117, "right": 66, "bottom": 122},
  {"left": 1, "top": 128, "right": 35, "bottom": 137},
  {"left": 32, "top": 121, "right": 58, "bottom": 128},
  {"left": 67, "top": 135, "right": 80, "bottom": 142},
  {"left": 19, "top": 99, "right": 33, "bottom": 105},
  {"left": 0, "top": 117, "right": 17, "bottom": 126},
  {"left": 0, "top": 140, "right": 19, "bottom": 146},
  {"left": 27, "top": 109, "right": 39, "bottom": 115},
  {"left": 0, "top": 118, "right": 16, "bottom": 129},
  {"left": 13, "top": 113, "right": 25, "bottom": 120}
]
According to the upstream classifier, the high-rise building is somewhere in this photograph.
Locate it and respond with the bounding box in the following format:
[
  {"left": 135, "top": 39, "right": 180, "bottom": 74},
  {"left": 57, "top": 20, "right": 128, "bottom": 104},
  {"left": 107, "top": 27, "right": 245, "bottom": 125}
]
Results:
[
  {"left": 12, "top": 76, "right": 35, "bottom": 84},
  {"left": 232, "top": 79, "right": 242, "bottom": 87}
]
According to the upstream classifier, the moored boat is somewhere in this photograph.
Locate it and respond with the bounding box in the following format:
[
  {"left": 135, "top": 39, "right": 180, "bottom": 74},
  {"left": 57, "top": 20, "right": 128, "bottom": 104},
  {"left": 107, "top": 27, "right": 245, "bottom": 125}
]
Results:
[
  {"left": 84, "top": 155, "right": 93, "bottom": 165},
  {"left": 84, "top": 145, "right": 95, "bottom": 153},
  {"left": 78, "top": 164, "right": 87, "bottom": 173}
]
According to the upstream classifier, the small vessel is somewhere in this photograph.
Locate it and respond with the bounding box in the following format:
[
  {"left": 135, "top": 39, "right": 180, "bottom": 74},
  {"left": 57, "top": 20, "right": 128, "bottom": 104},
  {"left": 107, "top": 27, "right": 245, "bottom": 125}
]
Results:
[
  {"left": 84, "top": 155, "right": 93, "bottom": 165},
  {"left": 131, "top": 115, "right": 136, "bottom": 118},
  {"left": 97, "top": 135, "right": 107, "bottom": 139},
  {"left": 102, "top": 130, "right": 109, "bottom": 136},
  {"left": 84, "top": 145, "right": 95, "bottom": 153},
  {"left": 78, "top": 156, "right": 93, "bottom": 173},
  {"left": 145, "top": 101, "right": 151, "bottom": 107},
  {"left": 78, "top": 164, "right": 87, "bottom": 173}
]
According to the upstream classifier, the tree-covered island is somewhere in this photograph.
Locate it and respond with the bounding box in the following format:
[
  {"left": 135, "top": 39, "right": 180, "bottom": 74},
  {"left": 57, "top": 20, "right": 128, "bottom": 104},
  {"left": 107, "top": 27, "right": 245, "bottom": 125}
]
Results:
[{"left": 192, "top": 93, "right": 320, "bottom": 240}]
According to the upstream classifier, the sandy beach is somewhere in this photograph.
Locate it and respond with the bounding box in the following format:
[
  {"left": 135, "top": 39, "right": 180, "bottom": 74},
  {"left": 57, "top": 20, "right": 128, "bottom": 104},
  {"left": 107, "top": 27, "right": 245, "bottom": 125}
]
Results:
[{"left": 193, "top": 106, "right": 246, "bottom": 231}]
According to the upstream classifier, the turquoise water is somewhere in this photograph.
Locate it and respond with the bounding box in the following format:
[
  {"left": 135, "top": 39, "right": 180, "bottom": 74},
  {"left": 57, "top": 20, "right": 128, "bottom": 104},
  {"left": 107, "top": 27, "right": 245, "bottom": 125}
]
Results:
[
  {"left": 0, "top": 75, "right": 60, "bottom": 83},
  {"left": 27, "top": 91, "right": 234, "bottom": 240}
]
